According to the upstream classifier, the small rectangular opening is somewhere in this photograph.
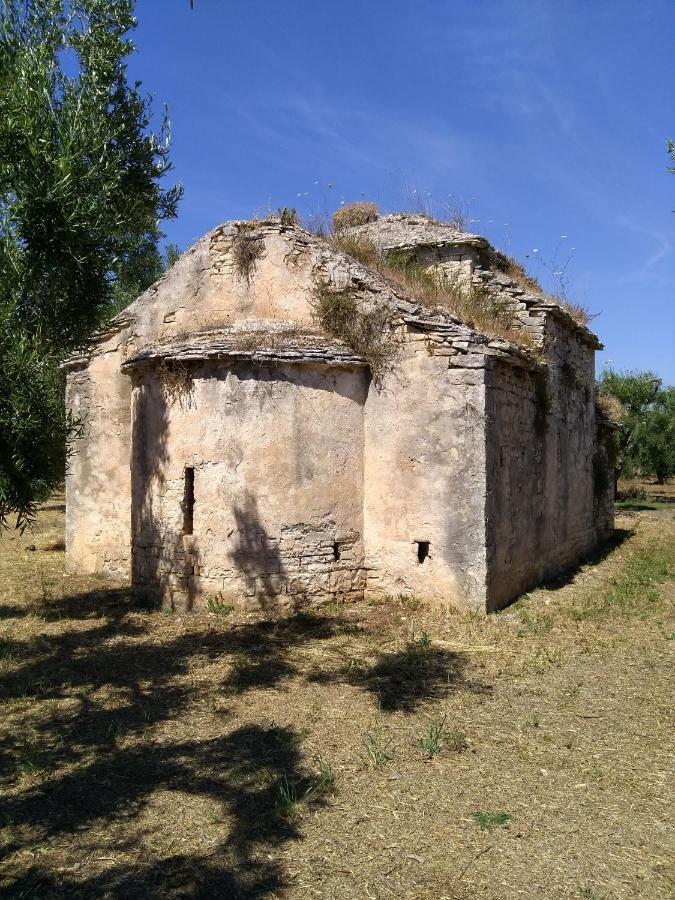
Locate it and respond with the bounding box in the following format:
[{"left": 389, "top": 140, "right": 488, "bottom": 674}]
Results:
[
  {"left": 332, "top": 541, "right": 341, "bottom": 561},
  {"left": 182, "top": 467, "right": 194, "bottom": 535},
  {"left": 416, "top": 541, "right": 429, "bottom": 565}
]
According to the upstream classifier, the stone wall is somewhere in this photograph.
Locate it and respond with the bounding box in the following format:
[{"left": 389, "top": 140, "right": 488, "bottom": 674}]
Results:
[
  {"left": 130, "top": 360, "right": 367, "bottom": 610},
  {"left": 363, "top": 336, "right": 489, "bottom": 610},
  {"left": 64, "top": 223, "right": 330, "bottom": 578},
  {"left": 64, "top": 342, "right": 132, "bottom": 577},
  {"left": 484, "top": 319, "right": 611, "bottom": 610}
]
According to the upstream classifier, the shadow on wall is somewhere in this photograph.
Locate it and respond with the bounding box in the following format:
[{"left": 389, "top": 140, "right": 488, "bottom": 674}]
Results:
[
  {"left": 229, "top": 490, "right": 286, "bottom": 609},
  {"left": 132, "top": 369, "right": 288, "bottom": 613},
  {"left": 131, "top": 367, "right": 205, "bottom": 612}
]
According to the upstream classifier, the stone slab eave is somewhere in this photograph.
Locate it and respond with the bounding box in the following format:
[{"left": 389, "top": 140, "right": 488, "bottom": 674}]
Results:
[
  {"left": 402, "top": 314, "right": 541, "bottom": 370},
  {"left": 121, "top": 340, "right": 368, "bottom": 372}
]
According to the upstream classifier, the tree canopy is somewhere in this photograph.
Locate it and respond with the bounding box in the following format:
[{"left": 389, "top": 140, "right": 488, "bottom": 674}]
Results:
[
  {"left": 597, "top": 369, "right": 675, "bottom": 485},
  {"left": 0, "top": 0, "right": 181, "bottom": 527}
]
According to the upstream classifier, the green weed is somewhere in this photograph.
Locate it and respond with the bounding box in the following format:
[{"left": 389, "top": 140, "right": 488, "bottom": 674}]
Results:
[
  {"left": 276, "top": 775, "right": 299, "bottom": 819},
  {"left": 417, "top": 630, "right": 432, "bottom": 650},
  {"left": 524, "top": 646, "right": 563, "bottom": 673},
  {"left": 516, "top": 610, "right": 552, "bottom": 637},
  {"left": 276, "top": 757, "right": 336, "bottom": 819},
  {"left": 206, "top": 597, "right": 234, "bottom": 616},
  {"left": 363, "top": 717, "right": 393, "bottom": 768},
  {"left": 16, "top": 737, "right": 48, "bottom": 777},
  {"left": 418, "top": 715, "right": 449, "bottom": 758},
  {"left": 473, "top": 810, "right": 511, "bottom": 831},
  {"left": 446, "top": 729, "right": 469, "bottom": 752}
]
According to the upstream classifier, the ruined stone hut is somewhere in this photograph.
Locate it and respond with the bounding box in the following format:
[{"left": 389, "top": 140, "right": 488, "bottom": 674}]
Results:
[{"left": 64, "top": 213, "right": 615, "bottom": 613}]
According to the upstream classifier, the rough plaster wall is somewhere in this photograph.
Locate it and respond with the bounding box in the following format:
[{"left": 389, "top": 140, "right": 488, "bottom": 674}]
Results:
[
  {"left": 65, "top": 341, "right": 132, "bottom": 577},
  {"left": 64, "top": 227, "right": 325, "bottom": 576},
  {"left": 123, "top": 226, "right": 321, "bottom": 358},
  {"left": 484, "top": 321, "right": 610, "bottom": 610},
  {"left": 131, "top": 361, "right": 367, "bottom": 610},
  {"left": 363, "top": 340, "right": 488, "bottom": 611}
]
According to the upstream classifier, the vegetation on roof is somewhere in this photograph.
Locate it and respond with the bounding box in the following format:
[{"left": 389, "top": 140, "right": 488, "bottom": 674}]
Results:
[
  {"left": 332, "top": 201, "right": 380, "bottom": 232},
  {"left": 310, "top": 280, "right": 398, "bottom": 384},
  {"left": 329, "top": 232, "right": 537, "bottom": 351}
]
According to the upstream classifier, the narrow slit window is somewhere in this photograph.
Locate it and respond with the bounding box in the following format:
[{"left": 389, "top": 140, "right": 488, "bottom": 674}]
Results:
[
  {"left": 416, "top": 541, "right": 429, "bottom": 565},
  {"left": 332, "top": 542, "right": 341, "bottom": 561},
  {"left": 182, "top": 467, "right": 194, "bottom": 535}
]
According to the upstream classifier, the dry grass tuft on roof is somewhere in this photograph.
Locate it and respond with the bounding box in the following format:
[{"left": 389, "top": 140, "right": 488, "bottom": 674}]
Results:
[
  {"left": 332, "top": 200, "right": 379, "bottom": 232},
  {"left": 487, "top": 250, "right": 592, "bottom": 327},
  {"left": 556, "top": 297, "right": 592, "bottom": 327},
  {"left": 496, "top": 255, "right": 544, "bottom": 294}
]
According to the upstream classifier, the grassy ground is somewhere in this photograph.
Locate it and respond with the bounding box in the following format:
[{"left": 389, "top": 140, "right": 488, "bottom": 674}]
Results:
[
  {"left": 616, "top": 477, "right": 675, "bottom": 512},
  {"left": 0, "top": 498, "right": 673, "bottom": 899}
]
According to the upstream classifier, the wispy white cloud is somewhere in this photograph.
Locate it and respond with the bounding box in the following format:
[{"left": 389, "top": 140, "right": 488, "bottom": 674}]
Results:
[
  {"left": 210, "top": 84, "right": 470, "bottom": 180},
  {"left": 610, "top": 217, "right": 674, "bottom": 284}
]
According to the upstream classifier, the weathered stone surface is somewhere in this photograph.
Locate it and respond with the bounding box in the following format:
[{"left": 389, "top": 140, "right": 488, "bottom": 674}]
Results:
[{"left": 64, "top": 215, "right": 612, "bottom": 613}]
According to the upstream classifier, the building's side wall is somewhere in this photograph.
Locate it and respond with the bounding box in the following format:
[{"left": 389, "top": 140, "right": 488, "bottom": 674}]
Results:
[
  {"left": 65, "top": 338, "right": 132, "bottom": 577},
  {"left": 131, "top": 361, "right": 367, "bottom": 610},
  {"left": 484, "top": 320, "right": 612, "bottom": 610},
  {"left": 363, "top": 339, "right": 489, "bottom": 611}
]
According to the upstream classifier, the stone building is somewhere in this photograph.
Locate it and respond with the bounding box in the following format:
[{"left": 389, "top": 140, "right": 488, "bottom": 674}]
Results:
[{"left": 63, "top": 213, "right": 614, "bottom": 613}]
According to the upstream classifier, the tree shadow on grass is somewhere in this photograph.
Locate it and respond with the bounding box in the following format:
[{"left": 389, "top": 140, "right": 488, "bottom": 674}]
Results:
[
  {"left": 309, "top": 641, "right": 490, "bottom": 712},
  {"left": 4, "top": 725, "right": 327, "bottom": 899},
  {"left": 0, "top": 590, "right": 346, "bottom": 897}
]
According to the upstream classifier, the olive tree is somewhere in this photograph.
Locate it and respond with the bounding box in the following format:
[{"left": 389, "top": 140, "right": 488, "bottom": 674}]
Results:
[
  {"left": 0, "top": 0, "right": 181, "bottom": 527},
  {"left": 597, "top": 369, "right": 675, "bottom": 485}
]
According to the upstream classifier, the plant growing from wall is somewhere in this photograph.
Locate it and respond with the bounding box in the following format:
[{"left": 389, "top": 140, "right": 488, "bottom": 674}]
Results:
[
  {"left": 311, "top": 280, "right": 398, "bottom": 384},
  {"left": 159, "top": 360, "right": 193, "bottom": 404},
  {"left": 232, "top": 225, "right": 264, "bottom": 282}
]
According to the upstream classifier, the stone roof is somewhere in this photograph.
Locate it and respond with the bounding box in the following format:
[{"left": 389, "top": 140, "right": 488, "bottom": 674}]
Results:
[
  {"left": 63, "top": 213, "right": 602, "bottom": 373},
  {"left": 343, "top": 213, "right": 601, "bottom": 349},
  {"left": 121, "top": 322, "right": 368, "bottom": 370},
  {"left": 346, "top": 213, "right": 486, "bottom": 252}
]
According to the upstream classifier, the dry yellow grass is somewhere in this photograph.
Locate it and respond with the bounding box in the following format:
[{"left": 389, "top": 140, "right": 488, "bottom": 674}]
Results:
[
  {"left": 329, "top": 232, "right": 538, "bottom": 351},
  {"left": 0, "top": 497, "right": 673, "bottom": 898}
]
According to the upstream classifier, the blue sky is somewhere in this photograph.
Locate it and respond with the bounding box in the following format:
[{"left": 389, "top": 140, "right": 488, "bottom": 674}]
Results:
[{"left": 132, "top": 0, "right": 674, "bottom": 382}]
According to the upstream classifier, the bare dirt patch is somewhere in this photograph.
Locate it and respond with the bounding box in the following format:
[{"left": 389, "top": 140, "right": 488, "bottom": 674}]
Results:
[{"left": 0, "top": 500, "right": 673, "bottom": 898}]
